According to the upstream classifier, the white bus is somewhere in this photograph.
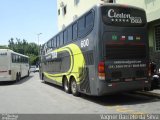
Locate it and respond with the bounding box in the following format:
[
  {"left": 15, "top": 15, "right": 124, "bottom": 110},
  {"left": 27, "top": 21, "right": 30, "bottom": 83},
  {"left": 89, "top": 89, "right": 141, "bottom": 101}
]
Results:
[{"left": 0, "top": 49, "right": 30, "bottom": 82}]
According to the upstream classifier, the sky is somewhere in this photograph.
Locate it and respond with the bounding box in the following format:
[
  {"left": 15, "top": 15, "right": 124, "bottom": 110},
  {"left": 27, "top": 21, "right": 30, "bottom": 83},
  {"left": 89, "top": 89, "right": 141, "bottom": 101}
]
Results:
[{"left": 0, "top": 0, "right": 58, "bottom": 45}]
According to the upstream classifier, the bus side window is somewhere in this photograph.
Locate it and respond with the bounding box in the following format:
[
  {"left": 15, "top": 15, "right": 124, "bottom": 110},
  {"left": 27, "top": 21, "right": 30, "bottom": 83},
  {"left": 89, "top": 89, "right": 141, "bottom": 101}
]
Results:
[
  {"left": 54, "top": 37, "right": 57, "bottom": 48},
  {"left": 78, "top": 16, "right": 85, "bottom": 38},
  {"left": 68, "top": 26, "right": 72, "bottom": 42},
  {"left": 51, "top": 38, "right": 54, "bottom": 48},
  {"left": 47, "top": 40, "right": 52, "bottom": 48},
  {"left": 72, "top": 22, "right": 78, "bottom": 40},
  {"left": 60, "top": 32, "right": 64, "bottom": 46},
  {"left": 63, "top": 30, "right": 68, "bottom": 44},
  {"left": 86, "top": 11, "right": 94, "bottom": 32},
  {"left": 16, "top": 55, "right": 18, "bottom": 63},
  {"left": 57, "top": 35, "right": 60, "bottom": 47}
]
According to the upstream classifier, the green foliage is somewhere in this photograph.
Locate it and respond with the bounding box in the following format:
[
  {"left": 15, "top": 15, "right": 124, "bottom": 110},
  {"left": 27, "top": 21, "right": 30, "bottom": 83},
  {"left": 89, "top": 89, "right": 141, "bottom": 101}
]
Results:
[
  {"left": 8, "top": 38, "right": 39, "bottom": 65},
  {"left": 0, "top": 45, "right": 9, "bottom": 49}
]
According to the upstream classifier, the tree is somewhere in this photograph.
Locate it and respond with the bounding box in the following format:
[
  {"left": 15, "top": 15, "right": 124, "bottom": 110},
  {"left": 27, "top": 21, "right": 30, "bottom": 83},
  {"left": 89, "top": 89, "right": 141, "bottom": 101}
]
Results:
[{"left": 8, "top": 38, "right": 39, "bottom": 65}]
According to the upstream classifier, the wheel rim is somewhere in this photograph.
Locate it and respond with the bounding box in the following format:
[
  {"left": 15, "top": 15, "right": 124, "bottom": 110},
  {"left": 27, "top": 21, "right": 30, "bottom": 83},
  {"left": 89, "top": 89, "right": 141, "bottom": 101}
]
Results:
[
  {"left": 71, "top": 81, "right": 77, "bottom": 93},
  {"left": 64, "top": 80, "right": 69, "bottom": 91}
]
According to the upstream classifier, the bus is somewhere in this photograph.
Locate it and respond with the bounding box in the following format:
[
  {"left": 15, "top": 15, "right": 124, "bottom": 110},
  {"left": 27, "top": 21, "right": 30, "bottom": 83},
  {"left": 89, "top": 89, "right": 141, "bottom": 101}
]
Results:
[
  {"left": 0, "top": 49, "right": 29, "bottom": 82},
  {"left": 39, "top": 4, "right": 151, "bottom": 96}
]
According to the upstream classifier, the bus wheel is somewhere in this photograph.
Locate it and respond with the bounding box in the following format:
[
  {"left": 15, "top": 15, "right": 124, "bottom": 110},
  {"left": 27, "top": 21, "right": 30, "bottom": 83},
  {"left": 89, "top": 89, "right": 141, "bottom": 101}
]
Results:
[
  {"left": 71, "top": 78, "right": 80, "bottom": 96},
  {"left": 63, "top": 77, "right": 71, "bottom": 93},
  {"left": 42, "top": 73, "right": 46, "bottom": 83},
  {"left": 19, "top": 73, "right": 21, "bottom": 81},
  {"left": 16, "top": 73, "right": 19, "bottom": 82},
  {"left": 27, "top": 71, "right": 30, "bottom": 77}
]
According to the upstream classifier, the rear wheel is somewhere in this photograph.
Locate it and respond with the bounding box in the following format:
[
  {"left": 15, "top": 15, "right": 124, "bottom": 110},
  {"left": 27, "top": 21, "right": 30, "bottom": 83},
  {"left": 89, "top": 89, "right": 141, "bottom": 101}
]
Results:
[
  {"left": 27, "top": 71, "right": 30, "bottom": 77},
  {"left": 63, "top": 77, "right": 71, "bottom": 93},
  {"left": 16, "top": 73, "right": 19, "bottom": 82},
  {"left": 71, "top": 78, "right": 80, "bottom": 96}
]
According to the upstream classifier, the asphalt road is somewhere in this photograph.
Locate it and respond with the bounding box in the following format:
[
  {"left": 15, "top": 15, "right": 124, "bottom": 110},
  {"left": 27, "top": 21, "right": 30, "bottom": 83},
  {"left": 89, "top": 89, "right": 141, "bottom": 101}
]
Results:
[{"left": 0, "top": 73, "right": 160, "bottom": 114}]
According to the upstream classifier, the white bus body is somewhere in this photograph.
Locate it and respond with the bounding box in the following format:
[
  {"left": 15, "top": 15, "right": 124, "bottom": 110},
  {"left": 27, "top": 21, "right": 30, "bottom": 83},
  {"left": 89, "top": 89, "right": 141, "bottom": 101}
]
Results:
[{"left": 0, "top": 49, "right": 29, "bottom": 82}]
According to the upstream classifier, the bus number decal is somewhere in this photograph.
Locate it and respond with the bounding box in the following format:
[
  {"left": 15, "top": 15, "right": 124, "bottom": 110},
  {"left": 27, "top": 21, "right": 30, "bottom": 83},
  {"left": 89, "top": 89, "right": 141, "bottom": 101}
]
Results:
[{"left": 81, "top": 39, "right": 89, "bottom": 48}]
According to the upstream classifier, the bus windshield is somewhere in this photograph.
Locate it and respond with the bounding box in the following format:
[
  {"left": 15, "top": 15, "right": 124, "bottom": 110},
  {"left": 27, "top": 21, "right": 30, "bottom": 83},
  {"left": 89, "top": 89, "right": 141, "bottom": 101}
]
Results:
[{"left": 101, "top": 6, "right": 147, "bottom": 27}]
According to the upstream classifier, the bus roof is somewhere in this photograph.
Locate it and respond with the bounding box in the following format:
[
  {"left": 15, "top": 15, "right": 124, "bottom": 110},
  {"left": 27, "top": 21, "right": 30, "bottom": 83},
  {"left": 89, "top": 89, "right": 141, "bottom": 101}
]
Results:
[
  {"left": 43, "top": 3, "right": 146, "bottom": 46},
  {"left": 0, "top": 49, "right": 29, "bottom": 58}
]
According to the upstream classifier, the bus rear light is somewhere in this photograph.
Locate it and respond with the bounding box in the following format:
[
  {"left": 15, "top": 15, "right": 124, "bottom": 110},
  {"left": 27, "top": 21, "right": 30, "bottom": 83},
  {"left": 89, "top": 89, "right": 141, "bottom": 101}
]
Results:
[
  {"left": 8, "top": 70, "right": 11, "bottom": 75},
  {"left": 98, "top": 61, "right": 105, "bottom": 80},
  {"left": 98, "top": 61, "right": 105, "bottom": 73}
]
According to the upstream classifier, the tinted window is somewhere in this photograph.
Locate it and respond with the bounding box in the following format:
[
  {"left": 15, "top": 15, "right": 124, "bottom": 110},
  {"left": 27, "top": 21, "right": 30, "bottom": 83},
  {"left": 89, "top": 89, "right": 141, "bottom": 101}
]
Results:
[
  {"left": 78, "top": 17, "right": 85, "bottom": 37},
  {"left": 60, "top": 32, "right": 64, "bottom": 46},
  {"left": 47, "top": 40, "right": 52, "bottom": 48},
  {"left": 54, "top": 37, "right": 57, "bottom": 48},
  {"left": 56, "top": 36, "right": 60, "bottom": 47},
  {"left": 73, "top": 23, "right": 78, "bottom": 40},
  {"left": 64, "top": 30, "right": 68, "bottom": 44},
  {"left": 68, "top": 26, "right": 72, "bottom": 42},
  {"left": 86, "top": 11, "right": 94, "bottom": 29},
  {"left": 51, "top": 38, "right": 54, "bottom": 48}
]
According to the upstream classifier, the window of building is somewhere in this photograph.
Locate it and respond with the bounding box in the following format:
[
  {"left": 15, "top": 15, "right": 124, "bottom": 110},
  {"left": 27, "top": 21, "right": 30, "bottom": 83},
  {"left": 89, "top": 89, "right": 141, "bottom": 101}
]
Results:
[
  {"left": 155, "top": 25, "right": 160, "bottom": 51},
  {"left": 58, "top": 9, "right": 60, "bottom": 15},
  {"left": 74, "top": 0, "right": 80, "bottom": 6},
  {"left": 63, "top": 5, "right": 67, "bottom": 15}
]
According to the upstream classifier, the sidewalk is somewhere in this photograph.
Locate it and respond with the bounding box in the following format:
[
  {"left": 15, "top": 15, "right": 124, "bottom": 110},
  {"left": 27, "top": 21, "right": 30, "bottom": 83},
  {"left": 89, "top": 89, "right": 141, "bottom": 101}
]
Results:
[
  {"left": 149, "top": 89, "right": 160, "bottom": 95},
  {"left": 137, "top": 89, "right": 160, "bottom": 98}
]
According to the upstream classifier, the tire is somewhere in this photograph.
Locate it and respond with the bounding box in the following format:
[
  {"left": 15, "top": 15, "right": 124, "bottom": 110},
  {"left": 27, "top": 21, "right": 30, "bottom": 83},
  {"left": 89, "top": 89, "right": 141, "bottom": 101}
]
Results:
[
  {"left": 71, "top": 78, "right": 80, "bottom": 96},
  {"left": 27, "top": 71, "right": 30, "bottom": 77},
  {"left": 16, "top": 73, "right": 19, "bottom": 82},
  {"left": 63, "top": 77, "right": 71, "bottom": 93},
  {"left": 19, "top": 73, "right": 21, "bottom": 81},
  {"left": 42, "top": 74, "right": 46, "bottom": 83}
]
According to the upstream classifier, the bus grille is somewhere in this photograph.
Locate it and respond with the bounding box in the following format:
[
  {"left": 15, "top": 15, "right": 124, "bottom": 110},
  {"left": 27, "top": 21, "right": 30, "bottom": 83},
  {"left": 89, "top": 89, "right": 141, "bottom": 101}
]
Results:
[{"left": 106, "top": 45, "right": 146, "bottom": 59}]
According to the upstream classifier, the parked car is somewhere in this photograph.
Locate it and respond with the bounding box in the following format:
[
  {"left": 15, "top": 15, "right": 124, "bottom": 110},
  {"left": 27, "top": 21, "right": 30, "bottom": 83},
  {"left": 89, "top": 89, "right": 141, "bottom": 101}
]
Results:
[
  {"left": 30, "top": 65, "right": 36, "bottom": 73},
  {"left": 35, "top": 67, "right": 39, "bottom": 72}
]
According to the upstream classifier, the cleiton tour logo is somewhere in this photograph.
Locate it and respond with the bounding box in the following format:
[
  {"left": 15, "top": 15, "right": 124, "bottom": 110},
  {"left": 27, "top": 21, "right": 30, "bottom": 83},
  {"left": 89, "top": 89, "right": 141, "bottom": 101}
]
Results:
[{"left": 107, "top": 9, "right": 142, "bottom": 24}]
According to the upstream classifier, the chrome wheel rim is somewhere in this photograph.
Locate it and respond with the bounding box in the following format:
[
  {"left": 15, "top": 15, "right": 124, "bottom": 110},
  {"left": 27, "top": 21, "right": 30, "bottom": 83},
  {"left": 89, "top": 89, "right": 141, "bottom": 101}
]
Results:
[{"left": 71, "top": 81, "right": 77, "bottom": 93}]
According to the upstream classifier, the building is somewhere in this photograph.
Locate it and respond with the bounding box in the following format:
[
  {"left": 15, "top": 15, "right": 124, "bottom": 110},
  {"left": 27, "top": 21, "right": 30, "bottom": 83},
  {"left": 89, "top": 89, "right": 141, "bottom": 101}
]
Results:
[
  {"left": 57, "top": 0, "right": 160, "bottom": 66},
  {"left": 57, "top": 0, "right": 116, "bottom": 30},
  {"left": 116, "top": 0, "right": 160, "bottom": 66}
]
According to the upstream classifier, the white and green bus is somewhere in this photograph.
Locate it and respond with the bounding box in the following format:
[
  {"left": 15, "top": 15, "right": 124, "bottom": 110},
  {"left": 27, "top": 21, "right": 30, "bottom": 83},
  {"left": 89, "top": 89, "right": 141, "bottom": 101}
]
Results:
[
  {"left": 40, "top": 4, "right": 151, "bottom": 96},
  {"left": 0, "top": 49, "right": 29, "bottom": 82}
]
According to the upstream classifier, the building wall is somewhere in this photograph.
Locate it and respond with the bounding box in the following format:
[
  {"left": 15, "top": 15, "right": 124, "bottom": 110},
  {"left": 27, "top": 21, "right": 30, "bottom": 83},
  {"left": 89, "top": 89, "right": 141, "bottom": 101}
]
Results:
[
  {"left": 117, "top": 0, "right": 160, "bottom": 66},
  {"left": 57, "top": 0, "right": 115, "bottom": 31},
  {"left": 116, "top": 0, "right": 160, "bottom": 22}
]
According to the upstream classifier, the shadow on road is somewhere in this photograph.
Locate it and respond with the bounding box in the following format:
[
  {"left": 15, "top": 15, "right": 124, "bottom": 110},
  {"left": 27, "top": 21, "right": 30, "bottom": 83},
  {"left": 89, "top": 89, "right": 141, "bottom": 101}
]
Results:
[
  {"left": 41, "top": 80, "right": 160, "bottom": 106},
  {"left": 80, "top": 92, "right": 160, "bottom": 106},
  {"left": 0, "top": 75, "right": 33, "bottom": 86}
]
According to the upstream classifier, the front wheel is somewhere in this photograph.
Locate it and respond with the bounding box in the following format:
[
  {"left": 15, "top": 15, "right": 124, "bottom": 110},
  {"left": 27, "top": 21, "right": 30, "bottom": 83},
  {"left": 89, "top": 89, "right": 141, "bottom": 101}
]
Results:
[{"left": 71, "top": 78, "right": 80, "bottom": 96}]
